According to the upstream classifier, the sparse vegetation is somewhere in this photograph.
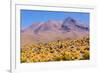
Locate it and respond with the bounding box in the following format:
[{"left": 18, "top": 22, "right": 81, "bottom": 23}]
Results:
[{"left": 21, "top": 36, "right": 90, "bottom": 63}]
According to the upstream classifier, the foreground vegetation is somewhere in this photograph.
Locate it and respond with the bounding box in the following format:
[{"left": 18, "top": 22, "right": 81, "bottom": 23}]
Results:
[{"left": 21, "top": 36, "right": 89, "bottom": 63}]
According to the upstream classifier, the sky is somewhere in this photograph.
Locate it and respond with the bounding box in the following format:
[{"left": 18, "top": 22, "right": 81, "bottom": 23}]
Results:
[{"left": 20, "top": 9, "right": 90, "bottom": 29}]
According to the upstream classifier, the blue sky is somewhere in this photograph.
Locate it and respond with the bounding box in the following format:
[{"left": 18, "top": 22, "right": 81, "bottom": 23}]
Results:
[{"left": 20, "top": 9, "right": 90, "bottom": 29}]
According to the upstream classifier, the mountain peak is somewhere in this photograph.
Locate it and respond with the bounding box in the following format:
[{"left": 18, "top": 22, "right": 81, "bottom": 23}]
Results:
[
  {"left": 61, "top": 17, "right": 77, "bottom": 31},
  {"left": 64, "top": 17, "right": 76, "bottom": 24},
  {"left": 33, "top": 20, "right": 61, "bottom": 33}
]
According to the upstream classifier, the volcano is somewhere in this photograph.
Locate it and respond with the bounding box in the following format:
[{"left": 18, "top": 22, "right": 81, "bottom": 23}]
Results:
[{"left": 21, "top": 17, "right": 89, "bottom": 46}]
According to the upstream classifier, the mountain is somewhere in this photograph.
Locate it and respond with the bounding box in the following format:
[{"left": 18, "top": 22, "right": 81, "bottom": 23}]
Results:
[{"left": 21, "top": 17, "right": 89, "bottom": 46}]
